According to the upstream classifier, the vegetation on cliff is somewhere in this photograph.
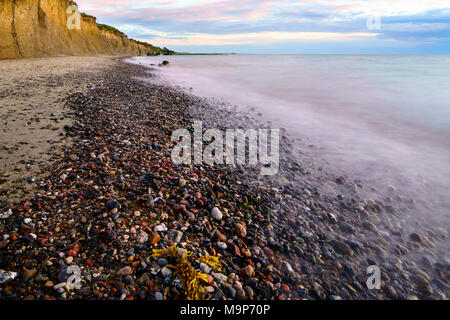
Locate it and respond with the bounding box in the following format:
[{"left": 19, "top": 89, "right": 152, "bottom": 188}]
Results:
[
  {"left": 0, "top": 0, "right": 175, "bottom": 59},
  {"left": 96, "top": 24, "right": 174, "bottom": 56},
  {"left": 97, "top": 23, "right": 121, "bottom": 34}
]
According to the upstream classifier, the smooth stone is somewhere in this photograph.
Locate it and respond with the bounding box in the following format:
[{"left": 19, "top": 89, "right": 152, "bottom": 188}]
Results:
[
  {"left": 155, "top": 224, "right": 168, "bottom": 232},
  {"left": 157, "top": 258, "right": 168, "bottom": 267},
  {"left": 200, "top": 263, "right": 212, "bottom": 274},
  {"left": 213, "top": 273, "right": 228, "bottom": 283},
  {"left": 211, "top": 207, "right": 223, "bottom": 221},
  {"left": 217, "top": 242, "right": 227, "bottom": 250},
  {"left": 178, "top": 179, "right": 187, "bottom": 188},
  {"left": 168, "top": 229, "right": 183, "bottom": 243},
  {"left": 137, "top": 273, "right": 150, "bottom": 286},
  {"left": 1, "top": 209, "right": 13, "bottom": 219},
  {"left": 137, "top": 231, "right": 148, "bottom": 244},
  {"left": 149, "top": 232, "right": 161, "bottom": 245},
  {"left": 244, "top": 286, "right": 254, "bottom": 297},
  {"left": 236, "top": 288, "right": 247, "bottom": 299},
  {"left": 227, "top": 285, "right": 237, "bottom": 299},
  {"left": 214, "top": 230, "right": 227, "bottom": 242},
  {"left": 161, "top": 267, "right": 172, "bottom": 277},
  {"left": 65, "top": 256, "right": 73, "bottom": 265},
  {"left": 412, "top": 274, "right": 429, "bottom": 287},
  {"left": 105, "top": 230, "right": 117, "bottom": 241},
  {"left": 282, "top": 261, "right": 295, "bottom": 276},
  {"left": 106, "top": 200, "right": 119, "bottom": 211},
  {"left": 235, "top": 223, "right": 247, "bottom": 237},
  {"left": 341, "top": 223, "right": 356, "bottom": 234},
  {"left": 53, "top": 282, "right": 67, "bottom": 290},
  {"left": 117, "top": 266, "right": 133, "bottom": 276},
  {"left": 241, "top": 265, "right": 255, "bottom": 278}
]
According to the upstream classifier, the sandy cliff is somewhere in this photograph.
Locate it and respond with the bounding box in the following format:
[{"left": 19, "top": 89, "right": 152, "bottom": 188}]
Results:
[{"left": 0, "top": 0, "right": 156, "bottom": 59}]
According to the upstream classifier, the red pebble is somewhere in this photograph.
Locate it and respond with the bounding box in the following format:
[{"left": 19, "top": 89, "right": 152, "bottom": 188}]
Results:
[
  {"left": 281, "top": 284, "right": 290, "bottom": 293},
  {"left": 67, "top": 250, "right": 77, "bottom": 257}
]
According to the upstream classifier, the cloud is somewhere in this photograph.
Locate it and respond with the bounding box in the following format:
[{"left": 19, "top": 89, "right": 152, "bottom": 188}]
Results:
[
  {"left": 73, "top": 0, "right": 450, "bottom": 52},
  {"left": 382, "top": 22, "right": 450, "bottom": 32},
  {"left": 135, "top": 30, "right": 380, "bottom": 46}
]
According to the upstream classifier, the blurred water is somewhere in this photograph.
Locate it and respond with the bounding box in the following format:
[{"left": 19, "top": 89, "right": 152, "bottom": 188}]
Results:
[{"left": 128, "top": 55, "right": 450, "bottom": 220}]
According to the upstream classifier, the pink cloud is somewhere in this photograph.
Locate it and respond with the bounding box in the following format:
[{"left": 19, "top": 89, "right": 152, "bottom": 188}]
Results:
[{"left": 74, "top": 0, "right": 280, "bottom": 23}]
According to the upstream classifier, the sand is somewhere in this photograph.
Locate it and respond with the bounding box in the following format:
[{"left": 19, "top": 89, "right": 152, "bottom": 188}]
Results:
[{"left": 0, "top": 56, "right": 118, "bottom": 205}]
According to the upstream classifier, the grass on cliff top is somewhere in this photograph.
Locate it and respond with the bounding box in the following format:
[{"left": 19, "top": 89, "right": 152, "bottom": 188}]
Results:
[
  {"left": 81, "top": 13, "right": 96, "bottom": 20},
  {"left": 95, "top": 23, "right": 170, "bottom": 55},
  {"left": 97, "top": 23, "right": 121, "bottom": 33},
  {"left": 76, "top": 7, "right": 171, "bottom": 54}
]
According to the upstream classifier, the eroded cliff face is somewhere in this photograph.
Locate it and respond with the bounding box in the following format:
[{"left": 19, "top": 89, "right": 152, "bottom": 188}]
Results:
[{"left": 0, "top": 0, "right": 155, "bottom": 59}]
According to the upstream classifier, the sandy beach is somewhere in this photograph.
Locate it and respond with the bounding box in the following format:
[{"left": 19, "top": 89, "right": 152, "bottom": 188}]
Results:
[
  {"left": 0, "top": 56, "right": 116, "bottom": 204},
  {"left": 0, "top": 57, "right": 448, "bottom": 300}
]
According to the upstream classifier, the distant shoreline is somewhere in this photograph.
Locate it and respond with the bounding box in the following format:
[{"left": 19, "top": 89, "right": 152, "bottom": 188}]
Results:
[{"left": 175, "top": 53, "right": 237, "bottom": 55}]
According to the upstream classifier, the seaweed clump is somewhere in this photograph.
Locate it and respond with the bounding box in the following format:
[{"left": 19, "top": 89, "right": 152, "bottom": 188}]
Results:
[{"left": 151, "top": 246, "right": 221, "bottom": 300}]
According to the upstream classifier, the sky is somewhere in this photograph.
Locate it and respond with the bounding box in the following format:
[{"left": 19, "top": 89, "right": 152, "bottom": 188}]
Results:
[{"left": 75, "top": 0, "right": 450, "bottom": 54}]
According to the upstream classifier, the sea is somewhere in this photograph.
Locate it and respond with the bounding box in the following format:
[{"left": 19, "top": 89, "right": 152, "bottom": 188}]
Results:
[{"left": 127, "top": 54, "right": 450, "bottom": 223}]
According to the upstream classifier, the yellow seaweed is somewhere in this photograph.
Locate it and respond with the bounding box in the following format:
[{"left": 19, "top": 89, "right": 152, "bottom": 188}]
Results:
[{"left": 150, "top": 246, "right": 222, "bottom": 300}]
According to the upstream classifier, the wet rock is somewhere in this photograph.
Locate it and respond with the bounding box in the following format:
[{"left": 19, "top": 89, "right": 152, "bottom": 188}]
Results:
[
  {"left": 410, "top": 233, "right": 422, "bottom": 243},
  {"left": 340, "top": 222, "right": 356, "bottom": 234},
  {"left": 362, "top": 221, "right": 378, "bottom": 232},
  {"left": 330, "top": 240, "right": 353, "bottom": 256}
]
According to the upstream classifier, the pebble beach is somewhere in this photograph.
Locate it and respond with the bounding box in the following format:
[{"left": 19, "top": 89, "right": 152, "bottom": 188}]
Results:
[{"left": 0, "top": 57, "right": 448, "bottom": 300}]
